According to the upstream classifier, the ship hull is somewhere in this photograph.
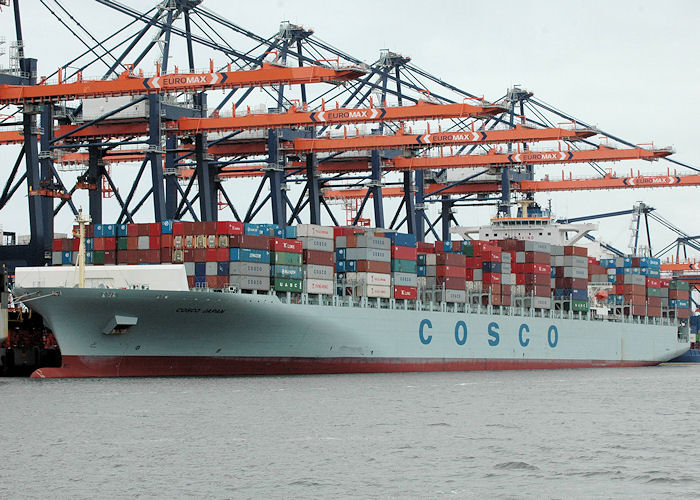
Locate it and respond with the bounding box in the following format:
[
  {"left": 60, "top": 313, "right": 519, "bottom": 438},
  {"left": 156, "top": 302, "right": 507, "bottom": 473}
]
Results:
[{"left": 17, "top": 287, "right": 689, "bottom": 378}]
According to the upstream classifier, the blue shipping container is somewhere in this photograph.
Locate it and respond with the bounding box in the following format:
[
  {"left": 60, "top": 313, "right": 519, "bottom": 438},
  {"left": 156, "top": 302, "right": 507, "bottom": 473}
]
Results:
[
  {"left": 117, "top": 224, "right": 128, "bottom": 236},
  {"left": 194, "top": 262, "right": 207, "bottom": 276},
  {"left": 346, "top": 260, "right": 357, "bottom": 272},
  {"left": 229, "top": 248, "right": 271, "bottom": 264},
  {"left": 217, "top": 262, "right": 229, "bottom": 276},
  {"left": 386, "top": 232, "right": 417, "bottom": 248},
  {"left": 285, "top": 226, "right": 297, "bottom": 239},
  {"left": 336, "top": 248, "right": 346, "bottom": 261},
  {"left": 336, "top": 261, "right": 346, "bottom": 273},
  {"left": 417, "top": 264, "right": 426, "bottom": 277},
  {"left": 161, "top": 220, "right": 173, "bottom": 234}
]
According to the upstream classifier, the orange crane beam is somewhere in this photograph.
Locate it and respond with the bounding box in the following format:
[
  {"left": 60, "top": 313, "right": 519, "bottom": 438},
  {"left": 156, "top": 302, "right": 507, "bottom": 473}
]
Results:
[
  {"left": 321, "top": 172, "right": 700, "bottom": 199},
  {"left": 661, "top": 263, "right": 700, "bottom": 272},
  {"left": 0, "top": 63, "right": 366, "bottom": 104},
  {"left": 177, "top": 99, "right": 506, "bottom": 133},
  {"left": 392, "top": 145, "right": 674, "bottom": 169},
  {"left": 293, "top": 124, "right": 597, "bottom": 153}
]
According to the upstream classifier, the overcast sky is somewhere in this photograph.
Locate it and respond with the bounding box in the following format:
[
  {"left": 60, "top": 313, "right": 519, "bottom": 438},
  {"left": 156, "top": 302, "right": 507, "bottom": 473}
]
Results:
[{"left": 3, "top": 0, "right": 699, "bottom": 257}]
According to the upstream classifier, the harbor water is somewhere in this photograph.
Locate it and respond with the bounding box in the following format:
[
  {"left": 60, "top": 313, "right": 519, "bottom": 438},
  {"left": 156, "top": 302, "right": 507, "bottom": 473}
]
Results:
[{"left": 2, "top": 365, "right": 699, "bottom": 498}]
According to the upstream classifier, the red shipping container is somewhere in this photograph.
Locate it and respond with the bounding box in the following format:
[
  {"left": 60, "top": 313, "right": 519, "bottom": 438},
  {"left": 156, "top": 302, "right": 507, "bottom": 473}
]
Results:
[
  {"left": 436, "top": 276, "right": 466, "bottom": 290},
  {"left": 160, "top": 248, "right": 172, "bottom": 263},
  {"left": 216, "top": 248, "right": 228, "bottom": 261},
  {"left": 522, "top": 263, "right": 551, "bottom": 275},
  {"left": 148, "top": 222, "right": 160, "bottom": 236},
  {"left": 104, "top": 250, "right": 117, "bottom": 265},
  {"left": 647, "top": 306, "right": 661, "bottom": 317},
  {"left": 194, "top": 248, "right": 206, "bottom": 262},
  {"left": 229, "top": 234, "right": 271, "bottom": 250},
  {"left": 186, "top": 276, "right": 195, "bottom": 288},
  {"left": 72, "top": 238, "right": 80, "bottom": 251},
  {"left": 52, "top": 239, "right": 63, "bottom": 251},
  {"left": 645, "top": 277, "right": 660, "bottom": 288},
  {"left": 204, "top": 221, "right": 217, "bottom": 235},
  {"left": 524, "top": 251, "right": 550, "bottom": 264},
  {"left": 524, "top": 273, "right": 550, "bottom": 286},
  {"left": 669, "top": 289, "right": 690, "bottom": 300},
  {"left": 137, "top": 223, "right": 149, "bottom": 237},
  {"left": 173, "top": 221, "right": 185, "bottom": 236},
  {"left": 104, "top": 237, "right": 116, "bottom": 251},
  {"left": 555, "top": 277, "right": 587, "bottom": 289},
  {"left": 675, "top": 308, "right": 691, "bottom": 319},
  {"left": 148, "top": 249, "right": 159, "bottom": 263},
  {"left": 525, "top": 284, "right": 550, "bottom": 297},
  {"left": 117, "top": 250, "right": 128, "bottom": 264},
  {"left": 436, "top": 252, "right": 466, "bottom": 267},
  {"left": 477, "top": 249, "right": 502, "bottom": 261},
  {"left": 127, "top": 224, "right": 139, "bottom": 237},
  {"left": 501, "top": 294, "right": 512, "bottom": 306},
  {"left": 515, "top": 274, "right": 525, "bottom": 285},
  {"left": 564, "top": 246, "right": 587, "bottom": 257},
  {"left": 126, "top": 236, "right": 138, "bottom": 250},
  {"left": 161, "top": 234, "right": 173, "bottom": 248},
  {"left": 483, "top": 272, "right": 501, "bottom": 284},
  {"left": 93, "top": 238, "right": 105, "bottom": 251},
  {"left": 183, "top": 249, "right": 195, "bottom": 262},
  {"left": 391, "top": 245, "right": 417, "bottom": 260},
  {"left": 86, "top": 225, "right": 94, "bottom": 238},
  {"left": 148, "top": 236, "right": 160, "bottom": 249},
  {"left": 303, "top": 249, "right": 334, "bottom": 266},
  {"left": 182, "top": 222, "right": 195, "bottom": 236},
  {"left": 627, "top": 304, "right": 647, "bottom": 316},
  {"left": 393, "top": 286, "right": 417, "bottom": 300},
  {"left": 356, "top": 260, "right": 391, "bottom": 274},
  {"left": 623, "top": 284, "right": 645, "bottom": 296},
  {"left": 206, "top": 276, "right": 219, "bottom": 289},
  {"left": 217, "top": 221, "right": 244, "bottom": 235},
  {"left": 61, "top": 238, "right": 72, "bottom": 251},
  {"left": 269, "top": 237, "right": 303, "bottom": 253},
  {"left": 490, "top": 294, "right": 503, "bottom": 306},
  {"left": 647, "top": 296, "right": 662, "bottom": 308},
  {"left": 436, "top": 265, "right": 464, "bottom": 278},
  {"left": 205, "top": 248, "right": 218, "bottom": 261},
  {"left": 417, "top": 242, "right": 435, "bottom": 253},
  {"left": 341, "top": 234, "right": 358, "bottom": 248},
  {"left": 625, "top": 294, "right": 646, "bottom": 306},
  {"left": 483, "top": 283, "right": 501, "bottom": 295},
  {"left": 464, "top": 269, "right": 474, "bottom": 281},
  {"left": 127, "top": 250, "right": 138, "bottom": 265}
]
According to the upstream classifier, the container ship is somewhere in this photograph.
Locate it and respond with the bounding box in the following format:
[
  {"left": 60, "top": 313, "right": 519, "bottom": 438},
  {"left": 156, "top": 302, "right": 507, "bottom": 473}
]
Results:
[{"left": 11, "top": 209, "right": 691, "bottom": 378}]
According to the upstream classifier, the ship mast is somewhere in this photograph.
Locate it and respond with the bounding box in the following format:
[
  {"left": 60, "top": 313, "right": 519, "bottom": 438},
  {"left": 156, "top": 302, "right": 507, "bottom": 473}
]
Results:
[{"left": 75, "top": 210, "right": 91, "bottom": 288}]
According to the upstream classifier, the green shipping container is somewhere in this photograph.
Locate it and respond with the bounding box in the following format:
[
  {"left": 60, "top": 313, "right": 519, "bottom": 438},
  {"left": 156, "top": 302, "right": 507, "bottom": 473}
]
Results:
[
  {"left": 670, "top": 280, "right": 690, "bottom": 291},
  {"left": 564, "top": 299, "right": 589, "bottom": 312},
  {"left": 117, "top": 237, "right": 128, "bottom": 250},
  {"left": 462, "top": 245, "right": 474, "bottom": 257},
  {"left": 271, "top": 251, "right": 302, "bottom": 266},
  {"left": 272, "top": 278, "right": 303, "bottom": 292},
  {"left": 92, "top": 250, "right": 105, "bottom": 264},
  {"left": 646, "top": 287, "right": 662, "bottom": 298},
  {"left": 391, "top": 259, "right": 417, "bottom": 273}
]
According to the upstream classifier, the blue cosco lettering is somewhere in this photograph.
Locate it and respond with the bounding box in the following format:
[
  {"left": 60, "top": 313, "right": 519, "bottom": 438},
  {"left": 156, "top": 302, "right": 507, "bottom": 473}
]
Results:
[
  {"left": 548, "top": 325, "right": 558, "bottom": 348},
  {"left": 488, "top": 322, "right": 500, "bottom": 346},
  {"left": 455, "top": 321, "right": 467, "bottom": 346},
  {"left": 518, "top": 324, "right": 530, "bottom": 347},
  {"left": 419, "top": 319, "right": 433, "bottom": 345}
]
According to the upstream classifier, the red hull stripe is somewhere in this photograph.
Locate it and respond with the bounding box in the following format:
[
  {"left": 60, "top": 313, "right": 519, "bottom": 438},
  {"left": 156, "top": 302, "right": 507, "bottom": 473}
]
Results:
[{"left": 31, "top": 355, "right": 659, "bottom": 378}]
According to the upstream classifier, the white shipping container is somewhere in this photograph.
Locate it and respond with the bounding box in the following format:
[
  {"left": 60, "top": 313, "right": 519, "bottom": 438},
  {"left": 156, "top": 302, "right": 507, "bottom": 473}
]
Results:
[
  {"left": 425, "top": 265, "right": 436, "bottom": 277},
  {"left": 205, "top": 262, "right": 218, "bottom": 276},
  {"left": 356, "top": 284, "right": 391, "bottom": 298},
  {"left": 522, "top": 296, "right": 551, "bottom": 309},
  {"left": 515, "top": 252, "right": 525, "bottom": 263},
  {"left": 346, "top": 272, "right": 391, "bottom": 286},
  {"left": 355, "top": 235, "right": 391, "bottom": 250},
  {"left": 298, "top": 236, "right": 334, "bottom": 251},
  {"left": 524, "top": 241, "right": 552, "bottom": 253},
  {"left": 550, "top": 245, "right": 564, "bottom": 256},
  {"left": 473, "top": 269, "right": 483, "bottom": 281},
  {"left": 305, "top": 278, "right": 334, "bottom": 295},
  {"left": 467, "top": 280, "right": 482, "bottom": 292},
  {"left": 501, "top": 273, "right": 513, "bottom": 285},
  {"left": 345, "top": 247, "right": 391, "bottom": 263},
  {"left": 501, "top": 252, "right": 512, "bottom": 263},
  {"left": 229, "top": 275, "right": 270, "bottom": 291},
  {"left": 563, "top": 255, "right": 588, "bottom": 268},
  {"left": 552, "top": 256, "right": 564, "bottom": 267},
  {"left": 229, "top": 262, "right": 271, "bottom": 277},
  {"left": 304, "top": 264, "right": 334, "bottom": 280},
  {"left": 137, "top": 236, "right": 149, "bottom": 250},
  {"left": 436, "top": 289, "right": 466, "bottom": 303},
  {"left": 423, "top": 254, "right": 437, "bottom": 266},
  {"left": 392, "top": 272, "right": 418, "bottom": 287},
  {"left": 295, "top": 224, "right": 334, "bottom": 239},
  {"left": 563, "top": 267, "right": 588, "bottom": 279}
]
